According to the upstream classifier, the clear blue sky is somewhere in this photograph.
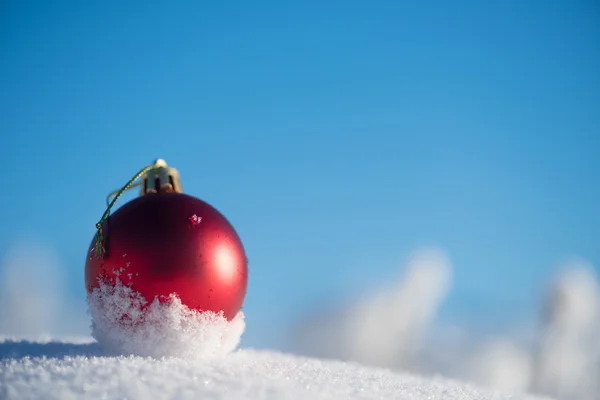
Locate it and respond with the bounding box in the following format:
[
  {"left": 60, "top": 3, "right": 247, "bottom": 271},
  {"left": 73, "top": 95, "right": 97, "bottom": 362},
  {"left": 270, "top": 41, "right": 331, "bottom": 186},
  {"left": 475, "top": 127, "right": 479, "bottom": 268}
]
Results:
[{"left": 1, "top": 0, "right": 598, "bottom": 347}]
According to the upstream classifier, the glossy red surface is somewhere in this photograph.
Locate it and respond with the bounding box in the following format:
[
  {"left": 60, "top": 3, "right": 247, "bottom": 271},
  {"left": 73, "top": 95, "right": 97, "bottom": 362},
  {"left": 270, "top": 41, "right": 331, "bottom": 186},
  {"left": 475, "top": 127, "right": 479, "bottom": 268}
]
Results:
[{"left": 85, "top": 192, "right": 248, "bottom": 320}]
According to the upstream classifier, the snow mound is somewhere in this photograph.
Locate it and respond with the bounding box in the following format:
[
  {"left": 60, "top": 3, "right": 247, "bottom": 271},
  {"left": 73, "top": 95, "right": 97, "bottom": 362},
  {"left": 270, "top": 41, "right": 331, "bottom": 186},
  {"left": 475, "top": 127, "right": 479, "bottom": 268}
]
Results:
[
  {"left": 0, "top": 339, "right": 552, "bottom": 400},
  {"left": 87, "top": 278, "right": 245, "bottom": 359}
]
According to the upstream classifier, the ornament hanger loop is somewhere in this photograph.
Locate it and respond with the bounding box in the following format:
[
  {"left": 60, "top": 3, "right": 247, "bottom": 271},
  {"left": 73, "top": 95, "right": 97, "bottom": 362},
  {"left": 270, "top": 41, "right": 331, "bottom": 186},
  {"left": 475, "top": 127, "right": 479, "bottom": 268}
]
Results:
[{"left": 93, "top": 159, "right": 180, "bottom": 259}]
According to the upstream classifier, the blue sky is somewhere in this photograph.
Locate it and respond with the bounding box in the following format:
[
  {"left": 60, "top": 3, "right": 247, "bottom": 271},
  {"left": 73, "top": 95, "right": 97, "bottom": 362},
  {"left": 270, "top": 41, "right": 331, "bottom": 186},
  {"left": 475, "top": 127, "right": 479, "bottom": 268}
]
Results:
[{"left": 1, "top": 0, "right": 598, "bottom": 347}]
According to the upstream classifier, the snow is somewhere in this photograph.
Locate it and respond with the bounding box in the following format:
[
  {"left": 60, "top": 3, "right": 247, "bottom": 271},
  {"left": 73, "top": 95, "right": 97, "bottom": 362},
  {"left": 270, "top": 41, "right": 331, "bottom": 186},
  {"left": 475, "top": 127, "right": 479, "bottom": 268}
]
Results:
[
  {"left": 291, "top": 250, "right": 600, "bottom": 400},
  {"left": 0, "top": 338, "right": 550, "bottom": 400},
  {"left": 292, "top": 249, "right": 452, "bottom": 370},
  {"left": 0, "top": 264, "right": 550, "bottom": 400},
  {"left": 3, "top": 244, "right": 597, "bottom": 400},
  {"left": 87, "top": 278, "right": 244, "bottom": 358}
]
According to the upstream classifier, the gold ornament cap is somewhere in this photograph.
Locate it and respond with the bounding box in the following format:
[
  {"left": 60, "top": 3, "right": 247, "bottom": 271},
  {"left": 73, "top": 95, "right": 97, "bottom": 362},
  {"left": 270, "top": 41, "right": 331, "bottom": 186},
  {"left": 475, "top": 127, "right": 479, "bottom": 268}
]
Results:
[{"left": 140, "top": 158, "right": 183, "bottom": 195}]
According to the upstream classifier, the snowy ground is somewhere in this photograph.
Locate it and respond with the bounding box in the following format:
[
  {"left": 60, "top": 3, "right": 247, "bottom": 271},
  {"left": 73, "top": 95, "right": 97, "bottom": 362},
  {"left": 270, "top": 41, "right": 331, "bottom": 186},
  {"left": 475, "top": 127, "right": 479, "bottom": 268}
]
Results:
[
  {"left": 3, "top": 246, "right": 597, "bottom": 399},
  {"left": 0, "top": 337, "right": 550, "bottom": 400}
]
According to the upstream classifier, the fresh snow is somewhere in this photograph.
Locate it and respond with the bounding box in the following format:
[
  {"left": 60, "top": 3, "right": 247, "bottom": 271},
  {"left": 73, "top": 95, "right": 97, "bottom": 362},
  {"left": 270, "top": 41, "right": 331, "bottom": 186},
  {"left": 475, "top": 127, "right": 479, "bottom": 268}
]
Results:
[
  {"left": 0, "top": 338, "right": 550, "bottom": 400},
  {"left": 87, "top": 278, "right": 245, "bottom": 359},
  {"left": 0, "top": 275, "right": 551, "bottom": 400},
  {"left": 7, "top": 246, "right": 599, "bottom": 400}
]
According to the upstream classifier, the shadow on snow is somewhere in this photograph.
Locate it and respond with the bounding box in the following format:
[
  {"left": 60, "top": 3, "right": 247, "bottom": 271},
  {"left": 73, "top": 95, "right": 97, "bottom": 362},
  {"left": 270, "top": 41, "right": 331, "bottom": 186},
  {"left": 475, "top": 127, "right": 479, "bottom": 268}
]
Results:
[{"left": 0, "top": 340, "right": 102, "bottom": 359}]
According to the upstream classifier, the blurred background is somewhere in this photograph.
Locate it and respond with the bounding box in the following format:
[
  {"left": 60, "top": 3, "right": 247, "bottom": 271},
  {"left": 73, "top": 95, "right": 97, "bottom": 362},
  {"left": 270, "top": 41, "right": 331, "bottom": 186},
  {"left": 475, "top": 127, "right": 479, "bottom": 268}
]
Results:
[{"left": 1, "top": 1, "right": 598, "bottom": 399}]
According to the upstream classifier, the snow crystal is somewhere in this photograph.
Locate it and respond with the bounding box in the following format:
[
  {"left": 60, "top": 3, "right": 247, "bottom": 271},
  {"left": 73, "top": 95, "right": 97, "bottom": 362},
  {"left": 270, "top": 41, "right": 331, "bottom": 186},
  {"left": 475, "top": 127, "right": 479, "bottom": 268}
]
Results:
[
  {"left": 188, "top": 214, "right": 202, "bottom": 226},
  {"left": 87, "top": 278, "right": 245, "bottom": 359},
  {"left": 0, "top": 339, "right": 552, "bottom": 400}
]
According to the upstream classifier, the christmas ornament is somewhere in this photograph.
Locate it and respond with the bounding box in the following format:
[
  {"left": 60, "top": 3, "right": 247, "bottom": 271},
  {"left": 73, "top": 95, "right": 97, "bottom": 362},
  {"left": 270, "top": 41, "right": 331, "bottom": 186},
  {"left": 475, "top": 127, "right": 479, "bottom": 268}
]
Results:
[{"left": 85, "top": 159, "right": 248, "bottom": 320}]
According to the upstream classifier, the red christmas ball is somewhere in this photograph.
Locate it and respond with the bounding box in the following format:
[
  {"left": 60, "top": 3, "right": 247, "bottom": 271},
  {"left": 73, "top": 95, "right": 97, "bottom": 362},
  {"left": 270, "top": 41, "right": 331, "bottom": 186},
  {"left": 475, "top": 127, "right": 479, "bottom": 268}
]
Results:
[{"left": 85, "top": 192, "right": 248, "bottom": 320}]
